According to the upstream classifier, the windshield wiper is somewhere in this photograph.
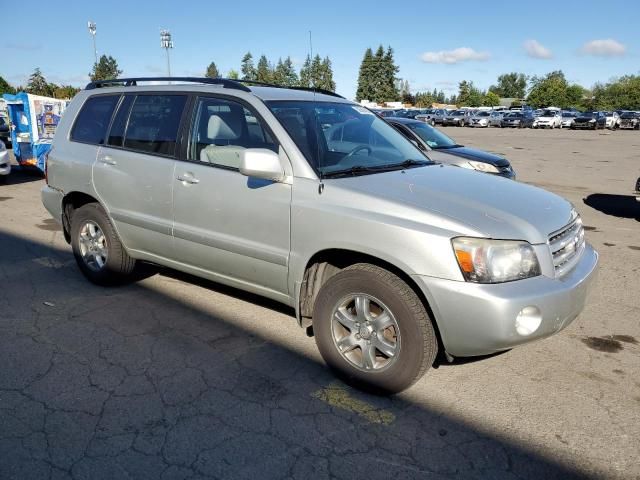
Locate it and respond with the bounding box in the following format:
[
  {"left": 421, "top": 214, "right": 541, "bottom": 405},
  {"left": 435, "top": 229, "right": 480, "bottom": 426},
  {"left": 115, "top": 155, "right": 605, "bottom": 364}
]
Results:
[
  {"left": 322, "top": 159, "right": 432, "bottom": 178},
  {"left": 432, "top": 144, "right": 463, "bottom": 150}
]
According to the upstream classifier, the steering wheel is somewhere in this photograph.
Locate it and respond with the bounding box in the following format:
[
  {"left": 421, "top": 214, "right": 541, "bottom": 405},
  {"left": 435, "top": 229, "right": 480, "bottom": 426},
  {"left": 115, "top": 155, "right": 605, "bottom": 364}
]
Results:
[{"left": 345, "top": 145, "right": 372, "bottom": 158}]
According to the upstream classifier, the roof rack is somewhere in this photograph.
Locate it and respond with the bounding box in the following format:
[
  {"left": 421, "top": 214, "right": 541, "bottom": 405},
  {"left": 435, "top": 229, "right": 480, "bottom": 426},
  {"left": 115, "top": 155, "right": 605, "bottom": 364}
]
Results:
[
  {"left": 85, "top": 77, "right": 251, "bottom": 92},
  {"left": 85, "top": 76, "right": 345, "bottom": 99},
  {"left": 234, "top": 79, "right": 345, "bottom": 99}
]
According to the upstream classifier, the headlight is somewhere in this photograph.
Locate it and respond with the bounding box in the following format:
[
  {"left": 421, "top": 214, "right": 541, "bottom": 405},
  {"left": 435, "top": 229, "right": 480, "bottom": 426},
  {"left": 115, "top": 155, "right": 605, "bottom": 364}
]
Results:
[
  {"left": 464, "top": 161, "right": 500, "bottom": 173},
  {"left": 452, "top": 237, "right": 541, "bottom": 283},
  {"left": 589, "top": 119, "right": 596, "bottom": 123}
]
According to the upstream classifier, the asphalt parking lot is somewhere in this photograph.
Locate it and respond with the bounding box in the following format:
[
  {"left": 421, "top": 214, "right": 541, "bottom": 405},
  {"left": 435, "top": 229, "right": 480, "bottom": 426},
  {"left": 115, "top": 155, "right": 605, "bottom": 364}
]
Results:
[{"left": 1, "top": 127, "right": 639, "bottom": 480}]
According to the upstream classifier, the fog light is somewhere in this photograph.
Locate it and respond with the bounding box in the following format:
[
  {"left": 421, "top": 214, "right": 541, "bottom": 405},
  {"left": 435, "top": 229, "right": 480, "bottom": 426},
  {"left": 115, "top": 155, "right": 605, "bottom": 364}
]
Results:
[{"left": 515, "top": 306, "right": 542, "bottom": 336}]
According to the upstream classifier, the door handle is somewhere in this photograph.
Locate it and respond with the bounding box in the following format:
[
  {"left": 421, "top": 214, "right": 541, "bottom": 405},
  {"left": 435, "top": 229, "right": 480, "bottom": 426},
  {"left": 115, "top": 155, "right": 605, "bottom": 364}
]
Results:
[
  {"left": 98, "top": 156, "right": 117, "bottom": 166},
  {"left": 177, "top": 173, "right": 200, "bottom": 185}
]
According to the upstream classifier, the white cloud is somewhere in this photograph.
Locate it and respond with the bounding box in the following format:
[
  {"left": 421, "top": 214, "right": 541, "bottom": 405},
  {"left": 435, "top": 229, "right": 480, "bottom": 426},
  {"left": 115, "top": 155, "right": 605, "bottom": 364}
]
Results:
[
  {"left": 524, "top": 39, "right": 553, "bottom": 59},
  {"left": 420, "top": 47, "right": 490, "bottom": 64},
  {"left": 581, "top": 39, "right": 626, "bottom": 57}
]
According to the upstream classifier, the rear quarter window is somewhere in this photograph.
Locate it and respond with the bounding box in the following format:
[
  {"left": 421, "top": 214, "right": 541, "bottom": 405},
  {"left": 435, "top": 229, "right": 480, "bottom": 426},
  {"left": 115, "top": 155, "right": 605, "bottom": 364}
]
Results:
[{"left": 70, "top": 95, "right": 120, "bottom": 145}]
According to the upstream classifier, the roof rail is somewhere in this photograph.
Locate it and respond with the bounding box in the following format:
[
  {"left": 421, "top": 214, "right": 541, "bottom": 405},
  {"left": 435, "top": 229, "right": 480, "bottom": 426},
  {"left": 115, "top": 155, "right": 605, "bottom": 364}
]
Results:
[
  {"left": 85, "top": 77, "right": 251, "bottom": 92},
  {"left": 235, "top": 79, "right": 345, "bottom": 99},
  {"left": 84, "top": 76, "right": 345, "bottom": 99}
]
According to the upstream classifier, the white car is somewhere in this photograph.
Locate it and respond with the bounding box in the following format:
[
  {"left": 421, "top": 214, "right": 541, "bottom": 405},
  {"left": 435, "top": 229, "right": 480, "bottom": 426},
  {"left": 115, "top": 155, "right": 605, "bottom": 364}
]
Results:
[
  {"left": 534, "top": 109, "right": 562, "bottom": 129},
  {"left": 0, "top": 141, "right": 10, "bottom": 182},
  {"left": 604, "top": 111, "right": 620, "bottom": 130}
]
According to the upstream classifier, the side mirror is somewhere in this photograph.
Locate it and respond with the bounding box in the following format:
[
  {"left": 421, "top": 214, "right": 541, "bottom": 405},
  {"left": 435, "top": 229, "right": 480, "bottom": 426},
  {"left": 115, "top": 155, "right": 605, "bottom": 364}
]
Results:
[{"left": 239, "top": 148, "right": 284, "bottom": 182}]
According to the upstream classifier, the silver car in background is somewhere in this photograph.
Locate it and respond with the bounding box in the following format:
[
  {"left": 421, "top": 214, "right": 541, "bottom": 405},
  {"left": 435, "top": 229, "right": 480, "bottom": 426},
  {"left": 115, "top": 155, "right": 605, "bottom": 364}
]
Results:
[
  {"left": 468, "top": 110, "right": 491, "bottom": 128},
  {"left": 561, "top": 111, "right": 577, "bottom": 128},
  {"left": 41, "top": 77, "right": 598, "bottom": 393}
]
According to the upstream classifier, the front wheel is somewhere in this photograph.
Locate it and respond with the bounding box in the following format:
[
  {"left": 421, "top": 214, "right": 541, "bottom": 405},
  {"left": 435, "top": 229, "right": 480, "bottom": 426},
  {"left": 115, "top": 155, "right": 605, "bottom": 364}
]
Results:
[
  {"left": 313, "top": 264, "right": 438, "bottom": 393},
  {"left": 70, "top": 203, "right": 136, "bottom": 285}
]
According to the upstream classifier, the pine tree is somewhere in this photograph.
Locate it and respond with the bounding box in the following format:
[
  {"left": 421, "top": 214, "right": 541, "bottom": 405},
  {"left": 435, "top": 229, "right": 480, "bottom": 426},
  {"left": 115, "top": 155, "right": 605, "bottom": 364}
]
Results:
[
  {"left": 205, "top": 61, "right": 219, "bottom": 78},
  {"left": 26, "top": 68, "right": 52, "bottom": 96},
  {"left": 299, "top": 55, "right": 312, "bottom": 88},
  {"left": 89, "top": 55, "right": 122, "bottom": 81},
  {"left": 355, "top": 48, "right": 374, "bottom": 101},
  {"left": 240, "top": 52, "right": 256, "bottom": 81},
  {"left": 256, "top": 55, "right": 272, "bottom": 83},
  {"left": 273, "top": 57, "right": 298, "bottom": 87},
  {"left": 0, "top": 75, "right": 16, "bottom": 95},
  {"left": 318, "top": 57, "right": 336, "bottom": 91},
  {"left": 381, "top": 46, "right": 400, "bottom": 102}
]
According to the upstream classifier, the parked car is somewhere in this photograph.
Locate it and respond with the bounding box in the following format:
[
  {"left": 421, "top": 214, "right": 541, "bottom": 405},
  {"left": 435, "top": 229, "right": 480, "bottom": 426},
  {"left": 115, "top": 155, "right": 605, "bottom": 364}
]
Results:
[
  {"left": 442, "top": 109, "right": 468, "bottom": 126},
  {"left": 635, "top": 176, "right": 640, "bottom": 202},
  {"left": 0, "top": 115, "right": 11, "bottom": 147},
  {"left": 372, "top": 109, "right": 397, "bottom": 118},
  {"left": 604, "top": 111, "right": 620, "bottom": 130},
  {"left": 534, "top": 109, "right": 562, "bottom": 129},
  {"left": 468, "top": 110, "right": 491, "bottom": 128},
  {"left": 618, "top": 111, "right": 639, "bottom": 130},
  {"left": 561, "top": 111, "right": 578, "bottom": 128},
  {"left": 489, "top": 111, "right": 504, "bottom": 127},
  {"left": 41, "top": 76, "right": 598, "bottom": 393},
  {"left": 501, "top": 111, "right": 535, "bottom": 128},
  {"left": 418, "top": 108, "right": 448, "bottom": 125},
  {"left": 571, "top": 111, "right": 606, "bottom": 130},
  {"left": 387, "top": 117, "right": 515, "bottom": 178},
  {"left": 0, "top": 141, "right": 10, "bottom": 182}
]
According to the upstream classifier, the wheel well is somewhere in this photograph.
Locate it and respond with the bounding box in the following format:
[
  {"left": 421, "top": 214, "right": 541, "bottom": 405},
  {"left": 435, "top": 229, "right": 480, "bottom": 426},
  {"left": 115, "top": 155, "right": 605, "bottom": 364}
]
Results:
[
  {"left": 299, "top": 249, "right": 445, "bottom": 361},
  {"left": 61, "top": 192, "right": 99, "bottom": 243}
]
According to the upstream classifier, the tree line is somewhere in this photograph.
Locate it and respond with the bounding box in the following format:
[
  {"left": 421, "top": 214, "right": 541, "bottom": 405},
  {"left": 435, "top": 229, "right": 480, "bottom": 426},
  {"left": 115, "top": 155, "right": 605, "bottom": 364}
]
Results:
[{"left": 205, "top": 52, "right": 336, "bottom": 91}]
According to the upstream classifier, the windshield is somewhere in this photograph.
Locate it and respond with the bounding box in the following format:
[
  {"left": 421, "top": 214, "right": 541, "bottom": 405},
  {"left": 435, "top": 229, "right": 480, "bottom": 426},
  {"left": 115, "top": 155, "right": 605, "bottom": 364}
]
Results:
[
  {"left": 620, "top": 112, "right": 637, "bottom": 119},
  {"left": 541, "top": 110, "right": 557, "bottom": 116},
  {"left": 267, "top": 101, "right": 429, "bottom": 176},
  {"left": 506, "top": 113, "right": 522, "bottom": 118},
  {"left": 562, "top": 112, "right": 576, "bottom": 117},
  {"left": 477, "top": 111, "right": 490, "bottom": 117},
  {"left": 581, "top": 112, "right": 596, "bottom": 118},
  {"left": 451, "top": 111, "right": 465, "bottom": 116},
  {"left": 405, "top": 122, "right": 458, "bottom": 149}
]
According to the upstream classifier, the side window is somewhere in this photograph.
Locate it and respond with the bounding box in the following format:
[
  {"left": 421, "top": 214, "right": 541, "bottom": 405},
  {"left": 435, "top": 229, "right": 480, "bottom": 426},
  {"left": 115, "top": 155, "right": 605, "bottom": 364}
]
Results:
[
  {"left": 107, "top": 95, "right": 134, "bottom": 147},
  {"left": 123, "top": 94, "right": 187, "bottom": 156},
  {"left": 189, "top": 97, "right": 277, "bottom": 169},
  {"left": 70, "top": 95, "right": 120, "bottom": 145}
]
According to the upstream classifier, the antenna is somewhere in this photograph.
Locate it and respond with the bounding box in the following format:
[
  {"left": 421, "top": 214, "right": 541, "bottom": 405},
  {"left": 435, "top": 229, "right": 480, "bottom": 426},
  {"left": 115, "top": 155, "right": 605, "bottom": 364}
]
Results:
[{"left": 308, "top": 30, "right": 315, "bottom": 91}]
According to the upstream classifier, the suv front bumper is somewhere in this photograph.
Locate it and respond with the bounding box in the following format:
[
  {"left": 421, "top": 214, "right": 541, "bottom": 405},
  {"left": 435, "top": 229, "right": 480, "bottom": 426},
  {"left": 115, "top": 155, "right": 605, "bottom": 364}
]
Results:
[{"left": 414, "top": 244, "right": 598, "bottom": 357}]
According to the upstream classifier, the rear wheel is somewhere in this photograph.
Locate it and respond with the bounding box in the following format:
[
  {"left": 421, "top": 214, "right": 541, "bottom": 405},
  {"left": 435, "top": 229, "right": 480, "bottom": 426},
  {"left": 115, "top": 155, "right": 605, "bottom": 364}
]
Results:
[
  {"left": 70, "top": 203, "right": 136, "bottom": 285},
  {"left": 313, "top": 263, "right": 438, "bottom": 394}
]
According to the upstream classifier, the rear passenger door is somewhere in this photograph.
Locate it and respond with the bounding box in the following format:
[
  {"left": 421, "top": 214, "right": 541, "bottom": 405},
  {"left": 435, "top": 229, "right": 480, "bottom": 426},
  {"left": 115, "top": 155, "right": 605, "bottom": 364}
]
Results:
[
  {"left": 93, "top": 93, "right": 187, "bottom": 259},
  {"left": 171, "top": 95, "right": 291, "bottom": 296}
]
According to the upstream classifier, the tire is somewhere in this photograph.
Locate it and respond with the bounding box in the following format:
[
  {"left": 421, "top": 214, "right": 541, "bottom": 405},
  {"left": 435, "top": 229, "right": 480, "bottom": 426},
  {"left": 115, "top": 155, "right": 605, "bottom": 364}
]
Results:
[
  {"left": 313, "top": 263, "right": 438, "bottom": 394},
  {"left": 70, "top": 203, "right": 136, "bottom": 285}
]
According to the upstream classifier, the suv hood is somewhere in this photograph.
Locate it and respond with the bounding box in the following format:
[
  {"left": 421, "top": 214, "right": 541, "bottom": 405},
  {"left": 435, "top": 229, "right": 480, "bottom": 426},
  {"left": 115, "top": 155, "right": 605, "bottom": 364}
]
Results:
[
  {"left": 434, "top": 146, "right": 510, "bottom": 167},
  {"left": 332, "top": 165, "right": 572, "bottom": 244}
]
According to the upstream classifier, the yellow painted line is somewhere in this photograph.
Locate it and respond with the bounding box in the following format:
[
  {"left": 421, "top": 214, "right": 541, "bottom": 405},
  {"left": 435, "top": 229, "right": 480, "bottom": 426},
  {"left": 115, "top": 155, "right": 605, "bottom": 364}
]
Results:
[{"left": 312, "top": 381, "right": 395, "bottom": 425}]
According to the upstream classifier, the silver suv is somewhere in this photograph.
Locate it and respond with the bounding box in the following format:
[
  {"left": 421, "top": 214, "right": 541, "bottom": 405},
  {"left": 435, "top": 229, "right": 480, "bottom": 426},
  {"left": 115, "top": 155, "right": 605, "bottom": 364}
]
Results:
[{"left": 42, "top": 77, "right": 598, "bottom": 393}]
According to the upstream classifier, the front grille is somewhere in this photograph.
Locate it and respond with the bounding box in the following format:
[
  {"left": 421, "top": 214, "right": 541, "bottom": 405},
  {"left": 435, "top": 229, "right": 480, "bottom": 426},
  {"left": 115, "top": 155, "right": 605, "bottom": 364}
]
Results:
[{"left": 548, "top": 214, "right": 585, "bottom": 277}]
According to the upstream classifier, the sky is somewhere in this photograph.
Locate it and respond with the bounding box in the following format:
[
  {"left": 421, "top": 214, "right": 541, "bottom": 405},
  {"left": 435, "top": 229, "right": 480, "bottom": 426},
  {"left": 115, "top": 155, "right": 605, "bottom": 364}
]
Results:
[{"left": 2, "top": 0, "right": 639, "bottom": 99}]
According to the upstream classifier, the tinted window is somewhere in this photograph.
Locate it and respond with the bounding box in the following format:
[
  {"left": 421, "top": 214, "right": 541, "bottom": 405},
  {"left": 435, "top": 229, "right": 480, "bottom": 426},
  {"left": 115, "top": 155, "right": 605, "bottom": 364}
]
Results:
[
  {"left": 124, "top": 95, "right": 187, "bottom": 156},
  {"left": 107, "top": 95, "right": 134, "bottom": 147},
  {"left": 189, "top": 97, "right": 277, "bottom": 169},
  {"left": 71, "top": 95, "right": 119, "bottom": 144}
]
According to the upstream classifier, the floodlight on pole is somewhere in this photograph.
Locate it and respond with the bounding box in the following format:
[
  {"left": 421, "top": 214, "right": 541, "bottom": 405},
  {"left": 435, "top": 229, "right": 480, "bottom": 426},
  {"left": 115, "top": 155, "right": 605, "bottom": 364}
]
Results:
[
  {"left": 160, "top": 29, "right": 173, "bottom": 77},
  {"left": 88, "top": 21, "right": 98, "bottom": 66}
]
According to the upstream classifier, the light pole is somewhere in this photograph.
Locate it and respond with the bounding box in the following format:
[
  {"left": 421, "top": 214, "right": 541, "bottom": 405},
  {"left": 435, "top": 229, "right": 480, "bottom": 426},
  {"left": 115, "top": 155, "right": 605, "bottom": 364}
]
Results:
[
  {"left": 88, "top": 21, "right": 98, "bottom": 66},
  {"left": 160, "top": 29, "right": 173, "bottom": 77}
]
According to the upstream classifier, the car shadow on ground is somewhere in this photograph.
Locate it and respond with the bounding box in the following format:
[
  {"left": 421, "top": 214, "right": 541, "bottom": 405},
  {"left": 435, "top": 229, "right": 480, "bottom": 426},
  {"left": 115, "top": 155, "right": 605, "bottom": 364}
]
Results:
[
  {"left": 0, "top": 228, "right": 594, "bottom": 479},
  {"left": 583, "top": 193, "right": 640, "bottom": 221},
  {"left": 1, "top": 168, "right": 44, "bottom": 186}
]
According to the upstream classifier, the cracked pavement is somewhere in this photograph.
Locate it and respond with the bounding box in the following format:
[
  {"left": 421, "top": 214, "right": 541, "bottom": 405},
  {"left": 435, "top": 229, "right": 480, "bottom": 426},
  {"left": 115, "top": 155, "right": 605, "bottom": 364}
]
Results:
[{"left": 1, "top": 128, "right": 639, "bottom": 479}]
